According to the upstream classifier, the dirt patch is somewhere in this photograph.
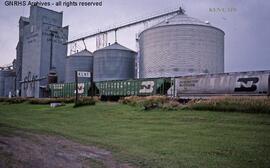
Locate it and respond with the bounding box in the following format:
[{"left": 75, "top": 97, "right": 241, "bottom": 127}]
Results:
[{"left": 0, "top": 131, "right": 134, "bottom": 168}]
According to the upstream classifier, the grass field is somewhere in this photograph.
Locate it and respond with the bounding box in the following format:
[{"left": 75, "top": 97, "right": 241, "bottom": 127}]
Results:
[{"left": 0, "top": 102, "right": 270, "bottom": 168}]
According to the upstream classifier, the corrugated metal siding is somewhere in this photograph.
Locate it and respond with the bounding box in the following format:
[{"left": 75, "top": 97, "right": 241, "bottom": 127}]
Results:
[
  {"left": 93, "top": 45, "right": 136, "bottom": 82},
  {"left": 0, "top": 71, "right": 6, "bottom": 96},
  {"left": 20, "top": 6, "right": 68, "bottom": 98},
  {"left": 4, "top": 76, "right": 16, "bottom": 97},
  {"left": 139, "top": 24, "right": 224, "bottom": 78},
  {"left": 0, "top": 70, "right": 16, "bottom": 97},
  {"left": 65, "top": 56, "right": 93, "bottom": 83}
]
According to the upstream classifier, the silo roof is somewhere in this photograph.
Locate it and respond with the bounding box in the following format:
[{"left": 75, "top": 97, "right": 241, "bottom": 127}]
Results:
[
  {"left": 69, "top": 49, "right": 93, "bottom": 57},
  {"left": 96, "top": 42, "right": 136, "bottom": 52},
  {"left": 152, "top": 13, "right": 215, "bottom": 28},
  {"left": 140, "top": 13, "right": 224, "bottom": 35}
]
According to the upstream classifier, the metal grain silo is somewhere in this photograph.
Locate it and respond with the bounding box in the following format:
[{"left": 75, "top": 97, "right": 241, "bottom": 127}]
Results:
[
  {"left": 0, "top": 71, "right": 6, "bottom": 96},
  {"left": 65, "top": 49, "right": 93, "bottom": 83},
  {"left": 0, "top": 70, "right": 16, "bottom": 97},
  {"left": 139, "top": 11, "right": 224, "bottom": 78},
  {"left": 93, "top": 42, "right": 136, "bottom": 81}
]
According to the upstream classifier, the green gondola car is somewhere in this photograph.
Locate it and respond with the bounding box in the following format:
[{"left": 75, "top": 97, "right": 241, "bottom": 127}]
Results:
[
  {"left": 49, "top": 82, "right": 90, "bottom": 98},
  {"left": 48, "top": 78, "right": 173, "bottom": 98}
]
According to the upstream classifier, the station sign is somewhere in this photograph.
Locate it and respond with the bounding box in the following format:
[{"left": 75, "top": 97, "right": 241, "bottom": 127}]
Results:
[{"left": 77, "top": 71, "right": 91, "bottom": 78}]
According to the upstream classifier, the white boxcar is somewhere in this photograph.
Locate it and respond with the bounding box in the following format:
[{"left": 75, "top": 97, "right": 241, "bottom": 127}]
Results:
[{"left": 168, "top": 71, "right": 270, "bottom": 97}]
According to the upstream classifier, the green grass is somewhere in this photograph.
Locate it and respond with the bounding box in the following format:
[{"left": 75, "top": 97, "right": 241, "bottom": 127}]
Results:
[{"left": 0, "top": 102, "right": 269, "bottom": 168}]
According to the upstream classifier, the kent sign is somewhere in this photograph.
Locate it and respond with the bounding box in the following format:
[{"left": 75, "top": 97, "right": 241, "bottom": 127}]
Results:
[
  {"left": 75, "top": 71, "right": 93, "bottom": 105},
  {"left": 77, "top": 71, "right": 91, "bottom": 78}
]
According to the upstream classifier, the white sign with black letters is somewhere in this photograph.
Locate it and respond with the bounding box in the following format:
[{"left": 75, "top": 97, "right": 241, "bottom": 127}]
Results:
[{"left": 77, "top": 71, "right": 91, "bottom": 78}]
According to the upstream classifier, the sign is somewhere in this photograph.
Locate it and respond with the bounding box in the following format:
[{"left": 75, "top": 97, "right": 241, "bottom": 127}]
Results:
[
  {"left": 77, "top": 71, "right": 91, "bottom": 78},
  {"left": 74, "top": 83, "right": 85, "bottom": 94},
  {"left": 139, "top": 81, "right": 155, "bottom": 93},
  {"left": 234, "top": 77, "right": 259, "bottom": 92},
  {"left": 75, "top": 71, "right": 94, "bottom": 105}
]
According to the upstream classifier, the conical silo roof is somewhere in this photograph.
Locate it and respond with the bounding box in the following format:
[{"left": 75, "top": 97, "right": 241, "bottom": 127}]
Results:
[
  {"left": 96, "top": 42, "right": 136, "bottom": 52},
  {"left": 146, "top": 12, "right": 225, "bottom": 34},
  {"left": 153, "top": 13, "right": 210, "bottom": 28},
  {"left": 69, "top": 49, "right": 93, "bottom": 56}
]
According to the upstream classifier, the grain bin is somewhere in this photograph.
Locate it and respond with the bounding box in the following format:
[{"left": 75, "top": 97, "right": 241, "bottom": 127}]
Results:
[
  {"left": 0, "top": 70, "right": 16, "bottom": 97},
  {"left": 93, "top": 42, "right": 136, "bottom": 81},
  {"left": 139, "top": 11, "right": 225, "bottom": 78},
  {"left": 65, "top": 49, "right": 93, "bottom": 83}
]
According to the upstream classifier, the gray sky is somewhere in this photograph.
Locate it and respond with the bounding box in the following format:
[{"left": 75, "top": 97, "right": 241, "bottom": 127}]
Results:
[{"left": 0, "top": 0, "right": 269, "bottom": 72}]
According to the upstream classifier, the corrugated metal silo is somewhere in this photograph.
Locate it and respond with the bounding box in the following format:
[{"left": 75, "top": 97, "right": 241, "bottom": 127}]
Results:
[
  {"left": 0, "top": 70, "right": 16, "bottom": 97},
  {"left": 139, "top": 11, "right": 225, "bottom": 78},
  {"left": 93, "top": 42, "right": 136, "bottom": 81},
  {"left": 65, "top": 49, "right": 93, "bottom": 83}
]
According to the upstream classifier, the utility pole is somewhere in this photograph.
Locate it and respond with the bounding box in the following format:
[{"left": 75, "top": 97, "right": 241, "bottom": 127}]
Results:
[
  {"left": 75, "top": 71, "right": 78, "bottom": 104},
  {"left": 90, "top": 71, "right": 94, "bottom": 98}
]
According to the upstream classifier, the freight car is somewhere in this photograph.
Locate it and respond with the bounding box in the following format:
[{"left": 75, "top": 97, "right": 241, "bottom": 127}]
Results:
[
  {"left": 49, "top": 77, "right": 172, "bottom": 99},
  {"left": 168, "top": 70, "right": 270, "bottom": 98},
  {"left": 49, "top": 82, "right": 91, "bottom": 98},
  {"left": 48, "top": 71, "right": 270, "bottom": 98}
]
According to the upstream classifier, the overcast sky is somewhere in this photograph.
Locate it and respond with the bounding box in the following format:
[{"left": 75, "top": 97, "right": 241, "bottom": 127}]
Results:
[{"left": 0, "top": 0, "right": 269, "bottom": 72}]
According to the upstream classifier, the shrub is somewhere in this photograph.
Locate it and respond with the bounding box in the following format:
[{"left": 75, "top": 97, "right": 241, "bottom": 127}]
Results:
[
  {"left": 57, "top": 97, "right": 75, "bottom": 104},
  {"left": 73, "top": 97, "right": 96, "bottom": 108},
  {"left": 121, "top": 96, "right": 270, "bottom": 113},
  {"left": 28, "top": 97, "right": 74, "bottom": 104},
  {"left": 186, "top": 96, "right": 270, "bottom": 114},
  {"left": 0, "top": 97, "right": 6, "bottom": 102},
  {"left": 120, "top": 96, "right": 180, "bottom": 111},
  {"left": 142, "top": 99, "right": 160, "bottom": 110},
  {"left": 120, "top": 96, "right": 144, "bottom": 106},
  {"left": 0, "top": 97, "right": 99, "bottom": 105},
  {"left": 29, "top": 98, "right": 48, "bottom": 104},
  {"left": 28, "top": 97, "right": 98, "bottom": 105},
  {"left": 0, "top": 97, "right": 27, "bottom": 104},
  {"left": 88, "top": 96, "right": 100, "bottom": 102},
  {"left": 162, "top": 100, "right": 182, "bottom": 110}
]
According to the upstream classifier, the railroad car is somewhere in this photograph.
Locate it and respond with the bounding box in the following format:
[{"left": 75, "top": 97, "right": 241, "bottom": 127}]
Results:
[
  {"left": 169, "top": 71, "right": 270, "bottom": 97},
  {"left": 49, "top": 77, "right": 172, "bottom": 98},
  {"left": 48, "top": 71, "right": 270, "bottom": 98}
]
